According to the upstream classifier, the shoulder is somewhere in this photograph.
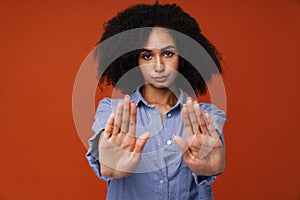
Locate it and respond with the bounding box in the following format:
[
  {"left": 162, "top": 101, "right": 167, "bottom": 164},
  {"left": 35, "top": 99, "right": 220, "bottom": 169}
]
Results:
[
  {"left": 96, "top": 97, "right": 112, "bottom": 107},
  {"left": 199, "top": 102, "right": 225, "bottom": 116},
  {"left": 199, "top": 102, "right": 227, "bottom": 128},
  {"left": 98, "top": 97, "right": 112, "bottom": 105},
  {"left": 96, "top": 97, "right": 126, "bottom": 113},
  {"left": 95, "top": 97, "right": 113, "bottom": 114}
]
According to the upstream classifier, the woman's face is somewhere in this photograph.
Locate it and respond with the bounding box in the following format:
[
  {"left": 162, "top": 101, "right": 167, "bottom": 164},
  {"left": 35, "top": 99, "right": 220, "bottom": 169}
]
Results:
[{"left": 138, "top": 27, "right": 179, "bottom": 89}]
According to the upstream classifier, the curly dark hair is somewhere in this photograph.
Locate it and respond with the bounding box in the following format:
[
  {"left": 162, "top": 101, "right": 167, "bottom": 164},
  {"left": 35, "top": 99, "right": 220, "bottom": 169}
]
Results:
[{"left": 95, "top": 2, "right": 223, "bottom": 96}]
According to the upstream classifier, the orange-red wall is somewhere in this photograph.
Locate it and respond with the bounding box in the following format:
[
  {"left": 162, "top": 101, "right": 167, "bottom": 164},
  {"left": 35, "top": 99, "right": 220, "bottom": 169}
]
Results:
[{"left": 1, "top": 0, "right": 299, "bottom": 199}]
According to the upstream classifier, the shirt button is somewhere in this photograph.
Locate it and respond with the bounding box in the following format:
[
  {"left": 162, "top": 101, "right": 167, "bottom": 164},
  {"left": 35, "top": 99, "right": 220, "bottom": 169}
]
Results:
[
  {"left": 167, "top": 140, "right": 172, "bottom": 145},
  {"left": 167, "top": 113, "right": 172, "bottom": 118},
  {"left": 160, "top": 179, "right": 165, "bottom": 184}
]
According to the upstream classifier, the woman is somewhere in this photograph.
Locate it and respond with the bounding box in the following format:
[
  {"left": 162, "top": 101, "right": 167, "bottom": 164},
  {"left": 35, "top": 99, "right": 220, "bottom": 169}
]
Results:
[{"left": 86, "top": 3, "right": 226, "bottom": 200}]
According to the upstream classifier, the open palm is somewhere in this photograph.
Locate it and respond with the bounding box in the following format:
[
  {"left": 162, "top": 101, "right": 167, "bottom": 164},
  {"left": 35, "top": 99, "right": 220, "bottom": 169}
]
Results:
[
  {"left": 98, "top": 95, "right": 149, "bottom": 178},
  {"left": 173, "top": 97, "right": 225, "bottom": 176}
]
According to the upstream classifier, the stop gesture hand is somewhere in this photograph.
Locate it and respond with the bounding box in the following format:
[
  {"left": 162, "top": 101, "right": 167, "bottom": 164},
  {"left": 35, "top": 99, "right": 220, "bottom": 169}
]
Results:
[
  {"left": 173, "top": 97, "right": 225, "bottom": 176},
  {"left": 98, "top": 95, "right": 149, "bottom": 178}
]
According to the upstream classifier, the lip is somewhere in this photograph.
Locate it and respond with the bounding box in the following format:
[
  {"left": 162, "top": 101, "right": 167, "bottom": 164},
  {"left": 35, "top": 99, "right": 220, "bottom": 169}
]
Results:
[{"left": 152, "top": 75, "right": 168, "bottom": 83}]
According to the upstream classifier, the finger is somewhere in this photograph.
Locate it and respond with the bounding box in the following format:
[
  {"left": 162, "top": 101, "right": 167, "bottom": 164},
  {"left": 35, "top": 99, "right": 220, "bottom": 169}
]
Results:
[
  {"left": 182, "top": 105, "right": 193, "bottom": 137},
  {"left": 103, "top": 113, "right": 114, "bottom": 139},
  {"left": 121, "top": 95, "right": 130, "bottom": 133},
  {"left": 173, "top": 135, "right": 191, "bottom": 158},
  {"left": 113, "top": 100, "right": 123, "bottom": 135},
  {"left": 198, "top": 113, "right": 220, "bottom": 158},
  {"left": 205, "top": 112, "right": 218, "bottom": 138},
  {"left": 128, "top": 101, "right": 137, "bottom": 136},
  {"left": 186, "top": 98, "right": 199, "bottom": 135},
  {"left": 133, "top": 132, "right": 150, "bottom": 153},
  {"left": 193, "top": 101, "right": 201, "bottom": 124},
  {"left": 197, "top": 104, "right": 208, "bottom": 134}
]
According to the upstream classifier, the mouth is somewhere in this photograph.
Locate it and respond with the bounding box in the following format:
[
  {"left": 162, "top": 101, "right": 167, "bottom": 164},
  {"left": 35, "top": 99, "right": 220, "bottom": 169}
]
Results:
[{"left": 152, "top": 75, "right": 168, "bottom": 83}]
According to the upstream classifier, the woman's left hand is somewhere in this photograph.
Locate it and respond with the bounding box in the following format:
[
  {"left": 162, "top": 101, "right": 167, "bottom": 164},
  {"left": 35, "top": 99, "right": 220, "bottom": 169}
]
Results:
[{"left": 173, "top": 97, "right": 225, "bottom": 176}]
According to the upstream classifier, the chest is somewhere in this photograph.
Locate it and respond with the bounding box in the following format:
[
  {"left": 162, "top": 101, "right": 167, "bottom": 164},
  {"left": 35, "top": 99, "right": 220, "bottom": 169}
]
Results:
[
  {"left": 135, "top": 106, "right": 184, "bottom": 138},
  {"left": 133, "top": 106, "right": 186, "bottom": 173}
]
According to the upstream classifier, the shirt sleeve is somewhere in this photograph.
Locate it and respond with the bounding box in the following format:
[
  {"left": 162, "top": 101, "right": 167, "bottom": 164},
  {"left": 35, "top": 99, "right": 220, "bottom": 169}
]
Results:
[
  {"left": 85, "top": 97, "right": 113, "bottom": 181},
  {"left": 192, "top": 103, "right": 227, "bottom": 185}
]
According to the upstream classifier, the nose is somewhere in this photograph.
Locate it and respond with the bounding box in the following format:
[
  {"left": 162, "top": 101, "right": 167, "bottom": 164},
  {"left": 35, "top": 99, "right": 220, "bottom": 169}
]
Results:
[{"left": 154, "top": 55, "right": 165, "bottom": 73}]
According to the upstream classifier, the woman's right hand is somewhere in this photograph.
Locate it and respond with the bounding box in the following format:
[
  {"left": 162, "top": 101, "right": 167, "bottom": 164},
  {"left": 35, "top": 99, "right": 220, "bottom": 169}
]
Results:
[{"left": 98, "top": 95, "right": 149, "bottom": 179}]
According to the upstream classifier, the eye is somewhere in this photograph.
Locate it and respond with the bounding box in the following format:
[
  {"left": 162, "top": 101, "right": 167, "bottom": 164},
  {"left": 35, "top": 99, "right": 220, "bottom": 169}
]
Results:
[
  {"left": 163, "top": 51, "right": 174, "bottom": 58},
  {"left": 141, "top": 53, "right": 153, "bottom": 60}
]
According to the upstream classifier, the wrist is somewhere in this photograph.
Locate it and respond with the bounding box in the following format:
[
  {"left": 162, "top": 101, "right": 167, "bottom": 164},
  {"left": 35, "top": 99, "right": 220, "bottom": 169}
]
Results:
[{"left": 100, "top": 164, "right": 132, "bottom": 179}]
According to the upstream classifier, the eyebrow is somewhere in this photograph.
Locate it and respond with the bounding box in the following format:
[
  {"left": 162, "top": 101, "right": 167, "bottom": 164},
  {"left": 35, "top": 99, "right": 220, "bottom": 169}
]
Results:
[{"left": 140, "top": 45, "right": 177, "bottom": 52}]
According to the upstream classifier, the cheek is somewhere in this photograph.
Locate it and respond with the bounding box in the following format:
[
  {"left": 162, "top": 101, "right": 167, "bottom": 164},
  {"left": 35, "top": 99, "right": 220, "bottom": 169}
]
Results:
[
  {"left": 169, "top": 58, "right": 179, "bottom": 78},
  {"left": 170, "top": 70, "right": 178, "bottom": 79},
  {"left": 169, "top": 57, "right": 179, "bottom": 71},
  {"left": 138, "top": 58, "right": 144, "bottom": 66},
  {"left": 139, "top": 66, "right": 149, "bottom": 79}
]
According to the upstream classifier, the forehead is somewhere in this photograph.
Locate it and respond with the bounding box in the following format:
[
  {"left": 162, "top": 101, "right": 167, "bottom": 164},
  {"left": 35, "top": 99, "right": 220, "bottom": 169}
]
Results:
[{"left": 143, "top": 27, "right": 176, "bottom": 49}]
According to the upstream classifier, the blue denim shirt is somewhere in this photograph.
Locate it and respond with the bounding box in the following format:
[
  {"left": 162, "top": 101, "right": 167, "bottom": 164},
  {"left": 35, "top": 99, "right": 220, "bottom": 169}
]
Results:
[{"left": 86, "top": 87, "right": 226, "bottom": 200}]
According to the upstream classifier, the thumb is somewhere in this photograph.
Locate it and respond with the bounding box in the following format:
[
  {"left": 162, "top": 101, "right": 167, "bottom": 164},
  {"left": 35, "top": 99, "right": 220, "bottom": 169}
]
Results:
[
  {"left": 133, "top": 132, "right": 150, "bottom": 153},
  {"left": 173, "top": 135, "right": 190, "bottom": 157}
]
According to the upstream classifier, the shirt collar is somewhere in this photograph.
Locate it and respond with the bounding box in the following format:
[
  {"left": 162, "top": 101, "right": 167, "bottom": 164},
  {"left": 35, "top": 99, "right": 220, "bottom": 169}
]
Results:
[{"left": 130, "top": 85, "right": 186, "bottom": 110}]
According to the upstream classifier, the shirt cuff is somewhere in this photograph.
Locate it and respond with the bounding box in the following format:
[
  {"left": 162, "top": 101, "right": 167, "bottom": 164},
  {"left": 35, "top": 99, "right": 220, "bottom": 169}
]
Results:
[
  {"left": 192, "top": 173, "right": 216, "bottom": 185},
  {"left": 85, "top": 129, "right": 112, "bottom": 181}
]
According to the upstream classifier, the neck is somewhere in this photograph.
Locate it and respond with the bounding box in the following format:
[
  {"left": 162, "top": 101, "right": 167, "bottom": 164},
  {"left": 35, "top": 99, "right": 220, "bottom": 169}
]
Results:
[{"left": 141, "top": 84, "right": 179, "bottom": 109}]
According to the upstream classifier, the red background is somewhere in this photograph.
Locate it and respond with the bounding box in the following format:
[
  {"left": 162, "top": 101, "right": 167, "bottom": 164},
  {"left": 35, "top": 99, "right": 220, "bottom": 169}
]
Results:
[{"left": 1, "top": 0, "right": 300, "bottom": 199}]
